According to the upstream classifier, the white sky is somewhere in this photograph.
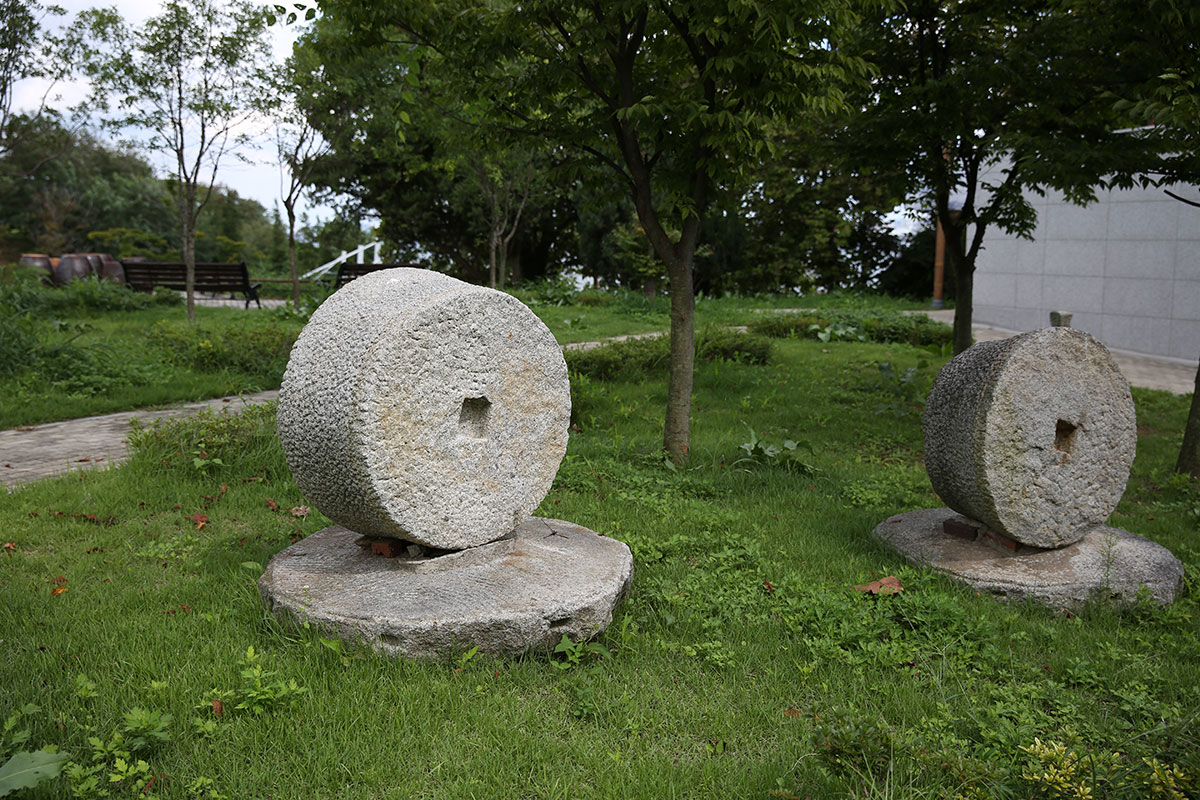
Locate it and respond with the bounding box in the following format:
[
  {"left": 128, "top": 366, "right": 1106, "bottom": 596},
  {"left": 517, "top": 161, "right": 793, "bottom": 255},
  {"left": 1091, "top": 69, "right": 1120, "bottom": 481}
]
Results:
[{"left": 11, "top": 0, "right": 336, "bottom": 225}]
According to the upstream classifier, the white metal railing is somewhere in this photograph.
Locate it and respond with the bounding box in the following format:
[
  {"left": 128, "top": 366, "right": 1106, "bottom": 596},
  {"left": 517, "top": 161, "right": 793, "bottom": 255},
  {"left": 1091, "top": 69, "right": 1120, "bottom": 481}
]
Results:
[{"left": 301, "top": 240, "right": 384, "bottom": 280}]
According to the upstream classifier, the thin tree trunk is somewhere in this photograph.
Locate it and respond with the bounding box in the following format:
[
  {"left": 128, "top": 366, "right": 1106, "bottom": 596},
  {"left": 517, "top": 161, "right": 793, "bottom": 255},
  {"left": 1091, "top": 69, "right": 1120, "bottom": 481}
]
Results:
[
  {"left": 952, "top": 255, "right": 973, "bottom": 355},
  {"left": 488, "top": 229, "right": 498, "bottom": 289},
  {"left": 1177, "top": 358, "right": 1200, "bottom": 478},
  {"left": 664, "top": 252, "right": 695, "bottom": 461},
  {"left": 181, "top": 188, "right": 196, "bottom": 323},
  {"left": 286, "top": 203, "right": 299, "bottom": 306}
]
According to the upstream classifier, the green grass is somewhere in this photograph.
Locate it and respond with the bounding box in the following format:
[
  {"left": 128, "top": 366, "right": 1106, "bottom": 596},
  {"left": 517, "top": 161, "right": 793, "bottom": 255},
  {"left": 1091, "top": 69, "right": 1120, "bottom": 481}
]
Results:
[
  {"left": 0, "top": 304, "right": 304, "bottom": 429},
  {"left": 2, "top": 337, "right": 1197, "bottom": 799},
  {"left": 1, "top": 277, "right": 941, "bottom": 428}
]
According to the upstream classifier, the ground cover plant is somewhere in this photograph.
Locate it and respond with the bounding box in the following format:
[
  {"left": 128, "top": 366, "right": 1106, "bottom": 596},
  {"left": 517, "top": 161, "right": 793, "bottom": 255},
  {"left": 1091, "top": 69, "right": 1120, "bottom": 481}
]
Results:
[
  {"left": 0, "top": 269, "right": 932, "bottom": 428},
  {"left": 0, "top": 273, "right": 305, "bottom": 429},
  {"left": 1, "top": 323, "right": 1196, "bottom": 799}
]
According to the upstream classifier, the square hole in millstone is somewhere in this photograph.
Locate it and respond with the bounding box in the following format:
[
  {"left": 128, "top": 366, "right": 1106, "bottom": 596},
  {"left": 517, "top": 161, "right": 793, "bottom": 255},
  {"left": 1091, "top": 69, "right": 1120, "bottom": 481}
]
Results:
[
  {"left": 1054, "top": 419, "right": 1078, "bottom": 454},
  {"left": 458, "top": 396, "right": 491, "bottom": 439}
]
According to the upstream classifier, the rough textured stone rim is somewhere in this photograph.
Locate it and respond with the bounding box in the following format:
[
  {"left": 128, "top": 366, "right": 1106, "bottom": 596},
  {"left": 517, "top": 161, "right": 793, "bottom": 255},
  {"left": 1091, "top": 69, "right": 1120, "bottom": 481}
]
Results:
[
  {"left": 258, "top": 518, "right": 634, "bottom": 659},
  {"left": 871, "top": 507, "right": 1184, "bottom": 609}
]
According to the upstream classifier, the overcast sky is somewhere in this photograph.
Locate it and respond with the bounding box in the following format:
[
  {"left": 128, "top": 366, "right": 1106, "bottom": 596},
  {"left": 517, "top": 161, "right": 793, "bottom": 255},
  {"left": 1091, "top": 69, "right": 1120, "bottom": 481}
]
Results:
[{"left": 12, "top": 0, "right": 336, "bottom": 224}]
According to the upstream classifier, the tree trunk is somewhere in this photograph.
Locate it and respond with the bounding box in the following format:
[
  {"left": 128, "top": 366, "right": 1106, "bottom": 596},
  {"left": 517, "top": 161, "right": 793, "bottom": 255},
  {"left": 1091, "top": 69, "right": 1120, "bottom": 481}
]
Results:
[
  {"left": 488, "top": 230, "right": 498, "bottom": 289},
  {"left": 951, "top": 254, "right": 973, "bottom": 355},
  {"left": 286, "top": 203, "right": 299, "bottom": 306},
  {"left": 1177, "top": 357, "right": 1200, "bottom": 478},
  {"left": 509, "top": 251, "right": 522, "bottom": 286},
  {"left": 181, "top": 188, "right": 196, "bottom": 323},
  {"left": 663, "top": 253, "right": 695, "bottom": 462}
]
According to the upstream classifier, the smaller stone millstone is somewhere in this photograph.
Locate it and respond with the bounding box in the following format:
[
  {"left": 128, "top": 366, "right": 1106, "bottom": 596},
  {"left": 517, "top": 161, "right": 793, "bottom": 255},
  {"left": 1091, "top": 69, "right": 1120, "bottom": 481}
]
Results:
[
  {"left": 872, "top": 508, "right": 1184, "bottom": 608},
  {"left": 924, "top": 328, "right": 1136, "bottom": 548},
  {"left": 257, "top": 518, "right": 633, "bottom": 658}
]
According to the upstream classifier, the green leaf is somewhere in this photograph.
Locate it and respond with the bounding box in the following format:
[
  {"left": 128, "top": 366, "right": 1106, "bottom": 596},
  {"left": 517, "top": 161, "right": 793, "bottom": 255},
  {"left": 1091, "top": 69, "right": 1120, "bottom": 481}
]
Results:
[{"left": 0, "top": 750, "right": 70, "bottom": 796}]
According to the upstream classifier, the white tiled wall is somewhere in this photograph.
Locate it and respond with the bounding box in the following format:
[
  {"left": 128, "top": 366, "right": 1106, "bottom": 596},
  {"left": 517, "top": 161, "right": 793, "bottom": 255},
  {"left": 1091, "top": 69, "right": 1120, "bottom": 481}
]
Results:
[{"left": 973, "top": 178, "right": 1200, "bottom": 361}]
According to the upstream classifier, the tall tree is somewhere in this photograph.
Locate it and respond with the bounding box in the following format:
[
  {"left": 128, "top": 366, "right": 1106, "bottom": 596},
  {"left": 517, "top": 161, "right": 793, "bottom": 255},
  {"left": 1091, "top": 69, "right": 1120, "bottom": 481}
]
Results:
[
  {"left": 265, "top": 56, "right": 329, "bottom": 306},
  {"left": 318, "top": 0, "right": 870, "bottom": 460},
  {"left": 844, "top": 0, "right": 1164, "bottom": 354},
  {"left": 0, "top": 0, "right": 68, "bottom": 160},
  {"left": 1094, "top": 0, "right": 1200, "bottom": 477},
  {"left": 79, "top": 0, "right": 271, "bottom": 322},
  {"left": 293, "top": 16, "right": 572, "bottom": 286}
]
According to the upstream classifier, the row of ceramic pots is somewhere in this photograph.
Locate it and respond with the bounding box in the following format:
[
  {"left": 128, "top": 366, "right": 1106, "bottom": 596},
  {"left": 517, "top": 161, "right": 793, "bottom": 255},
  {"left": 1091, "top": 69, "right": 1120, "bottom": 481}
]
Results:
[{"left": 18, "top": 253, "right": 127, "bottom": 286}]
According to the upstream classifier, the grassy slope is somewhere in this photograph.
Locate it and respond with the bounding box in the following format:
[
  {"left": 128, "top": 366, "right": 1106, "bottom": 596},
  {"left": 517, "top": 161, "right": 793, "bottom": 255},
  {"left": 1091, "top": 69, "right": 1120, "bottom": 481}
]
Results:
[
  {"left": 0, "top": 305, "right": 304, "bottom": 429},
  {"left": 1, "top": 336, "right": 1196, "bottom": 799},
  {"left": 1, "top": 288, "right": 925, "bottom": 428}
]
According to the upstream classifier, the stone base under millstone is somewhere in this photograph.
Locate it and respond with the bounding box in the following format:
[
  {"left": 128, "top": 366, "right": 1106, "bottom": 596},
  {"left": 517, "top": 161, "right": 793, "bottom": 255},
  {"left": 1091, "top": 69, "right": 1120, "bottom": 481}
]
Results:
[
  {"left": 258, "top": 518, "right": 633, "bottom": 658},
  {"left": 872, "top": 507, "right": 1183, "bottom": 609}
]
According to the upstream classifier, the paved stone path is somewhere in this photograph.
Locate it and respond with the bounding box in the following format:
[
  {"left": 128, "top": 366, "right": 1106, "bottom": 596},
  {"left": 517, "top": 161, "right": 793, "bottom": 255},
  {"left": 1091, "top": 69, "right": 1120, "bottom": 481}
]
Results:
[
  {"left": 917, "top": 309, "right": 1197, "bottom": 396},
  {"left": 1, "top": 392, "right": 278, "bottom": 488},
  {"left": 2, "top": 313, "right": 1194, "bottom": 488}
]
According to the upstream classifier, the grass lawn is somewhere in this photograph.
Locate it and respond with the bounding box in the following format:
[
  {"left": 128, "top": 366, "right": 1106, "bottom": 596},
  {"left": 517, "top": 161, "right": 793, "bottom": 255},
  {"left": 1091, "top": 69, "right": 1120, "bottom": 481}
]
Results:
[
  {"left": 0, "top": 276, "right": 937, "bottom": 428},
  {"left": 2, "top": 331, "right": 1197, "bottom": 799}
]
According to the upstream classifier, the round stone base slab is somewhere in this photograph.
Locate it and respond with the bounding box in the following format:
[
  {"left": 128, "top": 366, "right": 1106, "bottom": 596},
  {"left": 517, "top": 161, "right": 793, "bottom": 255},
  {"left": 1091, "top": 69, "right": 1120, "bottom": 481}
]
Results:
[
  {"left": 872, "top": 508, "right": 1183, "bottom": 609},
  {"left": 258, "top": 518, "right": 633, "bottom": 658}
]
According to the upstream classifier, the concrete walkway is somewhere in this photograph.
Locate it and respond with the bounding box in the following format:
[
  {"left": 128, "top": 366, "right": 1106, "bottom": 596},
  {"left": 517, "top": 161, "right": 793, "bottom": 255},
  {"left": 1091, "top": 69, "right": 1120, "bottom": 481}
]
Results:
[
  {"left": 1, "top": 392, "right": 278, "bottom": 488},
  {"left": 917, "top": 309, "right": 1197, "bottom": 396},
  {"left": 2, "top": 315, "right": 1195, "bottom": 488}
]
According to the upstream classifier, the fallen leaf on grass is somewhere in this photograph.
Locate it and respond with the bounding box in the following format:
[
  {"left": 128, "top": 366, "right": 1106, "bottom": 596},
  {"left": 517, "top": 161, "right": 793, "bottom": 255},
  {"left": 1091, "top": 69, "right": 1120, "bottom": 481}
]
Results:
[
  {"left": 783, "top": 708, "right": 803, "bottom": 717},
  {"left": 290, "top": 505, "right": 310, "bottom": 518},
  {"left": 265, "top": 499, "right": 279, "bottom": 511},
  {"left": 854, "top": 576, "right": 904, "bottom": 595},
  {"left": 3, "top": 542, "right": 15, "bottom": 554},
  {"left": 189, "top": 513, "right": 209, "bottom": 530},
  {"left": 212, "top": 699, "right": 223, "bottom": 717}
]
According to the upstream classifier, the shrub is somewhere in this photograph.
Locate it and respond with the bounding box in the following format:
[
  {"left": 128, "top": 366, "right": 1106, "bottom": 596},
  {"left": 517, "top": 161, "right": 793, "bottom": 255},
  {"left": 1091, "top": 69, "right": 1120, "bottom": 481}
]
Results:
[
  {"left": 43, "top": 276, "right": 151, "bottom": 312},
  {"left": 565, "top": 329, "right": 771, "bottom": 380},
  {"left": 575, "top": 288, "right": 615, "bottom": 307},
  {"left": 695, "top": 326, "right": 772, "bottom": 365},
  {"left": 516, "top": 277, "right": 579, "bottom": 307},
  {"left": 748, "top": 308, "right": 952, "bottom": 347},
  {"left": 148, "top": 320, "right": 299, "bottom": 380}
]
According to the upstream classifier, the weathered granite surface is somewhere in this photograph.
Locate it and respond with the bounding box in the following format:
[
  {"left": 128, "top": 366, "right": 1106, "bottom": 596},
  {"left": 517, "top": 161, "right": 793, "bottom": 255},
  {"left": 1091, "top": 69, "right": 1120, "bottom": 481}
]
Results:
[
  {"left": 872, "top": 507, "right": 1183, "bottom": 608},
  {"left": 258, "top": 518, "right": 634, "bottom": 658},
  {"left": 277, "top": 268, "right": 570, "bottom": 550},
  {"left": 924, "top": 328, "right": 1136, "bottom": 548}
]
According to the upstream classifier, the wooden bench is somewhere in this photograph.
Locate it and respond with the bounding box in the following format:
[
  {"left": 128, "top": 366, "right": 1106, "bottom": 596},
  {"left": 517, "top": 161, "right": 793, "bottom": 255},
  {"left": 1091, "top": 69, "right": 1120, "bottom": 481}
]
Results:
[
  {"left": 332, "top": 262, "right": 422, "bottom": 289},
  {"left": 122, "top": 261, "right": 262, "bottom": 308}
]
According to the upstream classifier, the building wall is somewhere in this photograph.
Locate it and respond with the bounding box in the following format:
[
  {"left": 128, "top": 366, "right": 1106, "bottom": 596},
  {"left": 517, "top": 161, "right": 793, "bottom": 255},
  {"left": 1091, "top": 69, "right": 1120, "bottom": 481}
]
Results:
[{"left": 972, "top": 180, "right": 1200, "bottom": 361}]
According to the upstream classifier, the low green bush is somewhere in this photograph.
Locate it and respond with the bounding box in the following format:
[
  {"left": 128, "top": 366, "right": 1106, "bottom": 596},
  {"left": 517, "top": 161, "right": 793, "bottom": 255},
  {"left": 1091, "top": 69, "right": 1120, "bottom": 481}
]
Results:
[
  {"left": 148, "top": 320, "right": 298, "bottom": 380},
  {"left": 748, "top": 308, "right": 952, "bottom": 347},
  {"left": 575, "top": 288, "right": 616, "bottom": 307},
  {"left": 565, "top": 328, "right": 771, "bottom": 380},
  {"left": 514, "top": 277, "right": 580, "bottom": 307}
]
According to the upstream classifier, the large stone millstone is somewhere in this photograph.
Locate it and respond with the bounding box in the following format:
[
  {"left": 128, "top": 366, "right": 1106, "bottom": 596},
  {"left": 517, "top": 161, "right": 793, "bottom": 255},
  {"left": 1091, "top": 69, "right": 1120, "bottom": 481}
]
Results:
[
  {"left": 258, "top": 518, "right": 634, "bottom": 658},
  {"left": 277, "top": 268, "right": 570, "bottom": 550},
  {"left": 924, "top": 328, "right": 1136, "bottom": 548}
]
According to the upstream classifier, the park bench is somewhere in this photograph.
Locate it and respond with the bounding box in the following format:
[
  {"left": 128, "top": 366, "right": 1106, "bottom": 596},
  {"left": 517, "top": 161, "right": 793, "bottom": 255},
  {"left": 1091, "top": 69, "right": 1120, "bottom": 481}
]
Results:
[
  {"left": 122, "top": 261, "right": 262, "bottom": 308},
  {"left": 332, "top": 262, "right": 422, "bottom": 289}
]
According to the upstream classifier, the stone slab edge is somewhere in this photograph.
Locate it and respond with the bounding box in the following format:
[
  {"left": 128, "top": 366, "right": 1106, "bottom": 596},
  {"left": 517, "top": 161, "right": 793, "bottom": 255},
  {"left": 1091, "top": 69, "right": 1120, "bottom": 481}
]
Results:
[
  {"left": 872, "top": 507, "right": 1184, "bottom": 609},
  {"left": 258, "top": 517, "right": 633, "bottom": 659}
]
